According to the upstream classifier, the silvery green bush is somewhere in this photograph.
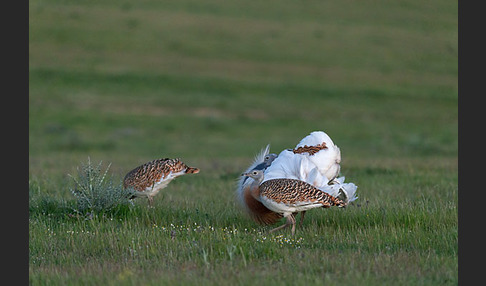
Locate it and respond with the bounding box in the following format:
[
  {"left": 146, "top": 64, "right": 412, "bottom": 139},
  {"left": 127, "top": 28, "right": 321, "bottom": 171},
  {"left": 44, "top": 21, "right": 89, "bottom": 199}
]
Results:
[{"left": 69, "top": 158, "right": 134, "bottom": 213}]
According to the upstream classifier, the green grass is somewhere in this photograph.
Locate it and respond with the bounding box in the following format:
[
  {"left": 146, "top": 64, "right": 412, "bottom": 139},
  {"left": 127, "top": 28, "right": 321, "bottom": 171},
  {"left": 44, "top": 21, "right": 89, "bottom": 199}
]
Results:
[{"left": 29, "top": 0, "right": 457, "bottom": 284}]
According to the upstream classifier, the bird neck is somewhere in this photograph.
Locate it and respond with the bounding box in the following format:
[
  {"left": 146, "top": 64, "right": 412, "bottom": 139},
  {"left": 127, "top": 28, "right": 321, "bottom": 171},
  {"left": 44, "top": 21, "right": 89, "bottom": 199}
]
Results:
[{"left": 249, "top": 178, "right": 262, "bottom": 198}]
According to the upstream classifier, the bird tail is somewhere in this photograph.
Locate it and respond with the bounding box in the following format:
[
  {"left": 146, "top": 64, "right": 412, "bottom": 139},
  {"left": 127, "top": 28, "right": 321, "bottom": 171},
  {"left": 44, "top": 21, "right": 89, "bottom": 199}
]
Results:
[
  {"left": 318, "top": 176, "right": 358, "bottom": 204},
  {"left": 295, "top": 131, "right": 341, "bottom": 181}
]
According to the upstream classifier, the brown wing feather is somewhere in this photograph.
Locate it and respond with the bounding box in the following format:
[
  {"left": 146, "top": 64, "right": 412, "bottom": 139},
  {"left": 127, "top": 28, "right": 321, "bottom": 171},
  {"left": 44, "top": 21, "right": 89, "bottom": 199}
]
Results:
[{"left": 260, "top": 179, "right": 345, "bottom": 207}]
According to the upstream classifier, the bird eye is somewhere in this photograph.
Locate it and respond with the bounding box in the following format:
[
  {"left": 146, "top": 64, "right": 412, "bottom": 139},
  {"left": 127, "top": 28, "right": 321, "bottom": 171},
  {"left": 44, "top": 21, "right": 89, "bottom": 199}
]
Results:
[{"left": 253, "top": 171, "right": 258, "bottom": 175}]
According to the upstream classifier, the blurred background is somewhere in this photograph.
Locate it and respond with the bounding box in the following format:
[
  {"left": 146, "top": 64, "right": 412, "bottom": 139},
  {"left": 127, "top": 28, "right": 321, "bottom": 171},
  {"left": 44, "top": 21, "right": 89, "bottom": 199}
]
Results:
[{"left": 29, "top": 0, "right": 457, "bottom": 194}]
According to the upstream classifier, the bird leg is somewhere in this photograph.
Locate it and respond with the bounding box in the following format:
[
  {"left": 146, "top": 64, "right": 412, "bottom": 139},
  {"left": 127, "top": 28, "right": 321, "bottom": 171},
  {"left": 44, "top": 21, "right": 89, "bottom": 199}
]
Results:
[
  {"left": 269, "top": 220, "right": 290, "bottom": 234},
  {"left": 289, "top": 214, "right": 297, "bottom": 235},
  {"left": 299, "top": 211, "right": 306, "bottom": 227},
  {"left": 269, "top": 214, "right": 297, "bottom": 235},
  {"left": 148, "top": 196, "right": 154, "bottom": 207}
]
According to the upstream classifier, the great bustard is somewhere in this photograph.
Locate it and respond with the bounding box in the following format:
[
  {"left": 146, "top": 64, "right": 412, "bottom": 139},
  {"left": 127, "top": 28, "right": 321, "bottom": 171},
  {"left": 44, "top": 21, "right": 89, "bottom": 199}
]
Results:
[
  {"left": 262, "top": 131, "right": 357, "bottom": 204},
  {"left": 236, "top": 145, "right": 282, "bottom": 225},
  {"left": 237, "top": 131, "right": 358, "bottom": 229},
  {"left": 243, "top": 170, "right": 346, "bottom": 235},
  {"left": 123, "top": 158, "right": 199, "bottom": 206}
]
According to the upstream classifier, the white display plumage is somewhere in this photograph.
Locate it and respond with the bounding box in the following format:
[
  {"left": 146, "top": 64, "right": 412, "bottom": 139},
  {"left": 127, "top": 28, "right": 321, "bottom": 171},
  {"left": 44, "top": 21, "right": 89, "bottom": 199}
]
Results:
[
  {"left": 262, "top": 131, "right": 357, "bottom": 204},
  {"left": 296, "top": 131, "right": 341, "bottom": 182}
]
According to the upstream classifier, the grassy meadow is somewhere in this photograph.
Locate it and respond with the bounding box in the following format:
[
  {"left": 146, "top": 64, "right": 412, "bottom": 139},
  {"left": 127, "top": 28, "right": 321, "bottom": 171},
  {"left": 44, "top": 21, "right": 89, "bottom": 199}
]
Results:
[{"left": 29, "top": 0, "right": 458, "bottom": 285}]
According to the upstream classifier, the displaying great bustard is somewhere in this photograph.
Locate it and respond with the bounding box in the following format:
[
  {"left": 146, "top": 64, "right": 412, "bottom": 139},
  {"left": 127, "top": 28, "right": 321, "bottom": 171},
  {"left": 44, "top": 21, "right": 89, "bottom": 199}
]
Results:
[{"left": 237, "top": 131, "right": 358, "bottom": 233}]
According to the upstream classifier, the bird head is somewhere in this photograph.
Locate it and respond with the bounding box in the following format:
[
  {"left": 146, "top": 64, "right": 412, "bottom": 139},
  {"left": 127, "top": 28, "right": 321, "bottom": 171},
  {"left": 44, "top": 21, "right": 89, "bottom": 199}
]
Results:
[
  {"left": 185, "top": 167, "right": 200, "bottom": 174},
  {"left": 263, "top": 153, "right": 278, "bottom": 167},
  {"left": 242, "top": 169, "right": 264, "bottom": 183}
]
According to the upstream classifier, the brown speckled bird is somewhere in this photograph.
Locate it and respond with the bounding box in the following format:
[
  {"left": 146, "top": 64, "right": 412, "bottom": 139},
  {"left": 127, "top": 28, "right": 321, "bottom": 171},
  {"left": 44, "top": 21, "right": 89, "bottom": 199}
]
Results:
[
  {"left": 243, "top": 170, "right": 346, "bottom": 235},
  {"left": 123, "top": 158, "right": 199, "bottom": 206}
]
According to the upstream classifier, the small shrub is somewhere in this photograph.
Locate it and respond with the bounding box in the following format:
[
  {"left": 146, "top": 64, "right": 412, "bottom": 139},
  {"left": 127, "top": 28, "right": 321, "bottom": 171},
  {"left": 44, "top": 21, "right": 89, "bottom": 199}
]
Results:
[{"left": 69, "top": 157, "right": 135, "bottom": 213}]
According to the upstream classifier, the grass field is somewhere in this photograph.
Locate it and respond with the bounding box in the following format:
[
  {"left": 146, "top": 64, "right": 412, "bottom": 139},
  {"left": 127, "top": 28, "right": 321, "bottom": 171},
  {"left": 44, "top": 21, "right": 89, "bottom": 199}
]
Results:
[{"left": 29, "top": 0, "right": 457, "bottom": 285}]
